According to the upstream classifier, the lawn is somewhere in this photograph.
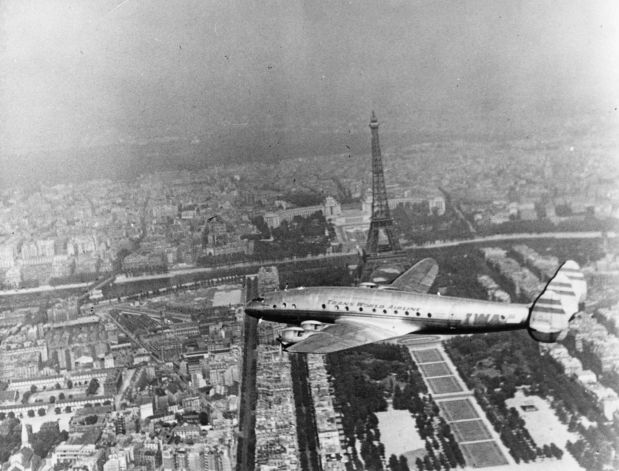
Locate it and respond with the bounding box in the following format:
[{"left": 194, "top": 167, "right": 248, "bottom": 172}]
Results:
[
  {"left": 451, "top": 420, "right": 492, "bottom": 442},
  {"left": 412, "top": 349, "right": 444, "bottom": 364},
  {"left": 506, "top": 391, "right": 579, "bottom": 448},
  {"left": 460, "top": 441, "right": 509, "bottom": 468},
  {"left": 427, "top": 376, "right": 463, "bottom": 394},
  {"left": 439, "top": 399, "right": 479, "bottom": 421},
  {"left": 212, "top": 287, "right": 242, "bottom": 306},
  {"left": 419, "top": 362, "right": 452, "bottom": 377},
  {"left": 376, "top": 406, "right": 425, "bottom": 457}
]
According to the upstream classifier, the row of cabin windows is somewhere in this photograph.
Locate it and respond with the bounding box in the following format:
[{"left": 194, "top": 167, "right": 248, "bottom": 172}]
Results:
[
  {"left": 269, "top": 303, "right": 503, "bottom": 322},
  {"left": 272, "top": 302, "right": 432, "bottom": 318},
  {"left": 321, "top": 303, "right": 431, "bottom": 317}
]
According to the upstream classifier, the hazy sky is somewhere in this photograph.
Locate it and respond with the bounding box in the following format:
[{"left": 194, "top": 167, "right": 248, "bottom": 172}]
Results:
[{"left": 1, "top": 0, "right": 617, "bottom": 162}]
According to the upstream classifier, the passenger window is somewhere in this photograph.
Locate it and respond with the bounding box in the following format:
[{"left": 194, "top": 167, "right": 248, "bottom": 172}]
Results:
[
  {"left": 321, "top": 304, "right": 326, "bottom": 309},
  {"left": 427, "top": 313, "right": 432, "bottom": 318}
]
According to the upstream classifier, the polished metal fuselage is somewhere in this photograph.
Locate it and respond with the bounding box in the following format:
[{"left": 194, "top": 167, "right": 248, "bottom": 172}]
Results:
[{"left": 245, "top": 286, "right": 530, "bottom": 335}]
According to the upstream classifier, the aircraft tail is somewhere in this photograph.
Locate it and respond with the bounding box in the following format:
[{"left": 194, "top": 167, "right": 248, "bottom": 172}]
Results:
[
  {"left": 528, "top": 260, "right": 585, "bottom": 343},
  {"left": 560, "top": 260, "right": 587, "bottom": 306}
]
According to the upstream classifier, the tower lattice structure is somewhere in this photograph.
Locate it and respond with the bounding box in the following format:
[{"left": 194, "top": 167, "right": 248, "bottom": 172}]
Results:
[{"left": 365, "top": 111, "right": 400, "bottom": 255}]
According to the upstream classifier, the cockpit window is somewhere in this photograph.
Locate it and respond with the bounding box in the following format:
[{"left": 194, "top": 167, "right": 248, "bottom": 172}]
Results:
[{"left": 251, "top": 297, "right": 265, "bottom": 303}]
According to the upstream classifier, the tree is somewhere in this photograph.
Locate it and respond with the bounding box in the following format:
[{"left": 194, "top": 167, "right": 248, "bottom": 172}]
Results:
[
  {"left": 54, "top": 407, "right": 61, "bottom": 415},
  {"left": 64, "top": 406, "right": 72, "bottom": 413},
  {"left": 0, "top": 419, "right": 21, "bottom": 463},
  {"left": 393, "top": 385, "right": 403, "bottom": 409},
  {"left": 438, "top": 453, "right": 449, "bottom": 470},
  {"left": 21, "top": 391, "right": 31, "bottom": 404},
  {"left": 49, "top": 396, "right": 55, "bottom": 403},
  {"left": 567, "top": 414, "right": 578, "bottom": 431},
  {"left": 27, "top": 410, "right": 35, "bottom": 417},
  {"left": 30, "top": 385, "right": 37, "bottom": 394},
  {"left": 84, "top": 415, "right": 98, "bottom": 425},
  {"left": 389, "top": 454, "right": 400, "bottom": 471},
  {"left": 37, "top": 408, "right": 46, "bottom": 416},
  {"left": 550, "top": 442, "right": 563, "bottom": 459},
  {"left": 198, "top": 411, "right": 209, "bottom": 426},
  {"left": 399, "top": 455, "right": 410, "bottom": 471},
  {"left": 58, "top": 392, "right": 65, "bottom": 400},
  {"left": 86, "top": 378, "right": 99, "bottom": 396},
  {"left": 377, "top": 442, "right": 385, "bottom": 458},
  {"left": 0, "top": 412, "right": 5, "bottom": 420},
  {"left": 67, "top": 380, "right": 73, "bottom": 389},
  {"left": 31, "top": 427, "right": 68, "bottom": 459}
]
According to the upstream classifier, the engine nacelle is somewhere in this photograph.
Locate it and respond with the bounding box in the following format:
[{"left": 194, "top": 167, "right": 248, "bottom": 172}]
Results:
[
  {"left": 301, "top": 320, "right": 327, "bottom": 332},
  {"left": 278, "top": 327, "right": 317, "bottom": 346}
]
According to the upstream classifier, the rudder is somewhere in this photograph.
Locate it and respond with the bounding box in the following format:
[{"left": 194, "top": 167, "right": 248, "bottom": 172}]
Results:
[{"left": 560, "top": 260, "right": 587, "bottom": 306}]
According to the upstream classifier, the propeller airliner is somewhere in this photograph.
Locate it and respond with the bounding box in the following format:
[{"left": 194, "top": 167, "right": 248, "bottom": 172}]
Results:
[{"left": 244, "top": 258, "right": 586, "bottom": 353}]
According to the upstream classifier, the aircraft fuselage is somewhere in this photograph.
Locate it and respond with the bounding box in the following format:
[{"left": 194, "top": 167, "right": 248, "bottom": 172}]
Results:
[{"left": 245, "top": 286, "right": 530, "bottom": 335}]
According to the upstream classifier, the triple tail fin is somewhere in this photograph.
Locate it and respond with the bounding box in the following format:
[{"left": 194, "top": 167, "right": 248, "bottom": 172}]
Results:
[{"left": 528, "top": 260, "right": 585, "bottom": 343}]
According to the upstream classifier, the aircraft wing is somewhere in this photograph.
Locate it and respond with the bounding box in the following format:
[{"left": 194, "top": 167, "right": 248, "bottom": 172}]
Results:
[
  {"left": 388, "top": 258, "right": 438, "bottom": 293},
  {"left": 286, "top": 317, "right": 417, "bottom": 354}
]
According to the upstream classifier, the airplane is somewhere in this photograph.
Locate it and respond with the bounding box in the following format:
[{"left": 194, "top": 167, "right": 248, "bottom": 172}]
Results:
[{"left": 244, "top": 258, "right": 586, "bottom": 354}]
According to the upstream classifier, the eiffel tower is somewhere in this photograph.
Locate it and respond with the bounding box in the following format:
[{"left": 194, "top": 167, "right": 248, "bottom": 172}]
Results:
[
  {"left": 366, "top": 111, "right": 400, "bottom": 254},
  {"left": 361, "top": 112, "right": 408, "bottom": 281}
]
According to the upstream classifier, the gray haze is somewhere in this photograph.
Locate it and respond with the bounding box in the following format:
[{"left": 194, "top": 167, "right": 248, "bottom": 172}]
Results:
[{"left": 1, "top": 0, "right": 617, "bottom": 182}]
